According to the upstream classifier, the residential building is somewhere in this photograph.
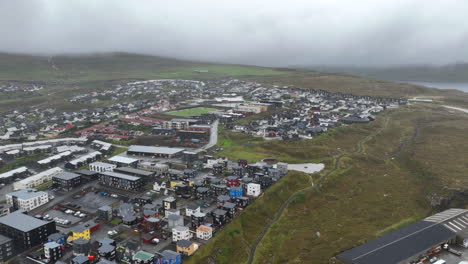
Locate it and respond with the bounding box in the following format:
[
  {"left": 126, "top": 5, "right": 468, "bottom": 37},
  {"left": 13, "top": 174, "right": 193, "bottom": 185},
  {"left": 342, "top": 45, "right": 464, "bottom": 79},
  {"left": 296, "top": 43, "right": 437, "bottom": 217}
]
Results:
[
  {"left": 44, "top": 241, "right": 62, "bottom": 261},
  {"left": 0, "top": 234, "right": 13, "bottom": 262},
  {"left": 0, "top": 204, "right": 12, "bottom": 217},
  {"left": 69, "top": 224, "right": 90, "bottom": 241},
  {"left": 13, "top": 167, "right": 63, "bottom": 190},
  {"left": 229, "top": 186, "right": 243, "bottom": 199},
  {"left": 133, "top": 250, "right": 155, "bottom": 264},
  {"left": 0, "top": 210, "right": 56, "bottom": 252},
  {"left": 196, "top": 225, "right": 212, "bottom": 240},
  {"left": 53, "top": 171, "right": 82, "bottom": 191},
  {"left": 176, "top": 239, "right": 197, "bottom": 256},
  {"left": 185, "top": 204, "right": 201, "bottom": 217},
  {"left": 108, "top": 155, "right": 139, "bottom": 167},
  {"left": 89, "top": 161, "right": 116, "bottom": 172},
  {"left": 157, "top": 250, "right": 181, "bottom": 264},
  {"left": 172, "top": 226, "right": 192, "bottom": 242},
  {"left": 246, "top": 183, "right": 262, "bottom": 197},
  {"left": 6, "top": 189, "right": 49, "bottom": 211},
  {"left": 98, "top": 171, "right": 143, "bottom": 191}
]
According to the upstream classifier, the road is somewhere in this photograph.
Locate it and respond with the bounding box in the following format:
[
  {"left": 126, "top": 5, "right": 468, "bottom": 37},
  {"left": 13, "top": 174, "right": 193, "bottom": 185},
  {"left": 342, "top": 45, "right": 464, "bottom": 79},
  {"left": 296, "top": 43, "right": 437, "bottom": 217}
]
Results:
[
  {"left": 200, "top": 120, "right": 219, "bottom": 151},
  {"left": 444, "top": 105, "right": 468, "bottom": 114}
]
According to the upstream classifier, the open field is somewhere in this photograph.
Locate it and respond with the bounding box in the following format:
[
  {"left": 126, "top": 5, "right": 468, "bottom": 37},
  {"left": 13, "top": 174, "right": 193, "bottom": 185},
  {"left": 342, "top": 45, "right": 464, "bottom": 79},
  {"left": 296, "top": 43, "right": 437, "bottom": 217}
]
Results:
[
  {"left": 188, "top": 104, "right": 468, "bottom": 264},
  {"left": 165, "top": 107, "right": 218, "bottom": 117}
]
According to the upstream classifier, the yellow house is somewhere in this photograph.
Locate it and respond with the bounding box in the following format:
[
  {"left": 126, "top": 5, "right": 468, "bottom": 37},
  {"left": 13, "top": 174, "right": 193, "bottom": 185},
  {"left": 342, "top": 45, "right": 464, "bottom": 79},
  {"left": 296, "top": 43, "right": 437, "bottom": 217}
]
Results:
[
  {"left": 68, "top": 224, "right": 91, "bottom": 241},
  {"left": 170, "top": 181, "right": 184, "bottom": 189},
  {"left": 176, "top": 240, "right": 197, "bottom": 256}
]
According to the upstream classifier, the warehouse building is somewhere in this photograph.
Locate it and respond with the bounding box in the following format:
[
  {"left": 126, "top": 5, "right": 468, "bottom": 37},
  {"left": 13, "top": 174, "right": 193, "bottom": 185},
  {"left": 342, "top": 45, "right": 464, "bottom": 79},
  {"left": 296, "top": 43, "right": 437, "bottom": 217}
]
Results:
[
  {"left": 127, "top": 145, "right": 185, "bottom": 158},
  {"left": 98, "top": 171, "right": 143, "bottom": 191},
  {"left": 53, "top": 172, "right": 82, "bottom": 191},
  {"left": 337, "top": 208, "right": 468, "bottom": 264},
  {"left": 0, "top": 210, "right": 56, "bottom": 252}
]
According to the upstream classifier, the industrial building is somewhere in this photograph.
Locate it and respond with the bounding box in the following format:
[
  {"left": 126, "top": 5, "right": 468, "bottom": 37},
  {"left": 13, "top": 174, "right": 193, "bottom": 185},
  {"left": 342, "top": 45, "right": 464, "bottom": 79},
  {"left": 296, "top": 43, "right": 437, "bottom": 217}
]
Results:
[
  {"left": 337, "top": 209, "right": 468, "bottom": 264},
  {"left": 127, "top": 145, "right": 185, "bottom": 158}
]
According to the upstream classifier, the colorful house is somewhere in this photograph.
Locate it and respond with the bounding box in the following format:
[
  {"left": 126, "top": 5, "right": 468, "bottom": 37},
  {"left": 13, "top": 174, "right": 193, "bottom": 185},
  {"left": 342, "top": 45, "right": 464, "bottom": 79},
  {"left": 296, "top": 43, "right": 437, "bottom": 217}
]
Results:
[
  {"left": 133, "top": 250, "right": 155, "bottom": 264},
  {"left": 156, "top": 250, "right": 181, "bottom": 264},
  {"left": 68, "top": 224, "right": 90, "bottom": 242},
  {"left": 176, "top": 240, "right": 197, "bottom": 256},
  {"left": 229, "top": 186, "right": 243, "bottom": 199}
]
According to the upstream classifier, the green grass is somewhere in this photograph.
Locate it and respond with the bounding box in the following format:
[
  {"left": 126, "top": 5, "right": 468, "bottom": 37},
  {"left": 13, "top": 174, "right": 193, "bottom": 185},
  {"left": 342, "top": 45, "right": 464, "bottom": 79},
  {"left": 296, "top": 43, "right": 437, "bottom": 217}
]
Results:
[
  {"left": 0, "top": 153, "right": 48, "bottom": 174},
  {"left": 110, "top": 147, "right": 127, "bottom": 156},
  {"left": 166, "top": 107, "right": 218, "bottom": 117},
  {"left": 189, "top": 104, "right": 468, "bottom": 264}
]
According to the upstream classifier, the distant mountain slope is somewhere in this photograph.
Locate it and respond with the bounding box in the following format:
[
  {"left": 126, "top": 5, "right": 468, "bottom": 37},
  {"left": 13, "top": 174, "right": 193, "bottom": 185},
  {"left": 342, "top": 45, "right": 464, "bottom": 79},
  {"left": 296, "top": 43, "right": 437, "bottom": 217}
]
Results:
[
  {"left": 308, "top": 63, "right": 468, "bottom": 82},
  {"left": 0, "top": 52, "right": 285, "bottom": 82}
]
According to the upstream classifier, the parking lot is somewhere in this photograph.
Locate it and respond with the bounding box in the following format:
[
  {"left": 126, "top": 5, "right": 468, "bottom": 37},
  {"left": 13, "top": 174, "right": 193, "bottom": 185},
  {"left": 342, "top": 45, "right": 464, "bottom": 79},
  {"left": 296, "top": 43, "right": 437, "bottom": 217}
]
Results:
[
  {"left": 44, "top": 208, "right": 82, "bottom": 226},
  {"left": 437, "top": 246, "right": 468, "bottom": 264},
  {"left": 72, "top": 191, "right": 120, "bottom": 213}
]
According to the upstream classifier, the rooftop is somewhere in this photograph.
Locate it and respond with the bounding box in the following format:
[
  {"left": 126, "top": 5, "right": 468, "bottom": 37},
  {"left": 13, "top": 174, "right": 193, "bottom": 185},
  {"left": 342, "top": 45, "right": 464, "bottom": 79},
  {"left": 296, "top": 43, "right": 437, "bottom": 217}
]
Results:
[
  {"left": 133, "top": 250, "right": 155, "bottom": 261},
  {"left": 108, "top": 155, "right": 138, "bottom": 164},
  {"left": 0, "top": 210, "right": 51, "bottom": 232},
  {"left": 114, "top": 167, "right": 154, "bottom": 176},
  {"left": 7, "top": 189, "right": 48, "bottom": 200},
  {"left": 128, "top": 145, "right": 185, "bottom": 155},
  {"left": 100, "top": 171, "right": 141, "bottom": 181},
  {"left": 54, "top": 171, "right": 81, "bottom": 180}
]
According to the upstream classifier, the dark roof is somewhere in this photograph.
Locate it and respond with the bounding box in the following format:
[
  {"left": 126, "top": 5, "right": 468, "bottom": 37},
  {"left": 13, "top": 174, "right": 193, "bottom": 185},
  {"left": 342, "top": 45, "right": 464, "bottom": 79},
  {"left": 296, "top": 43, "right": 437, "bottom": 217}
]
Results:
[
  {"left": 54, "top": 171, "right": 81, "bottom": 180},
  {"left": 0, "top": 210, "right": 51, "bottom": 232},
  {"left": 336, "top": 221, "right": 456, "bottom": 264},
  {"left": 114, "top": 167, "right": 154, "bottom": 177},
  {"left": 177, "top": 239, "right": 192, "bottom": 248},
  {"left": 76, "top": 169, "right": 98, "bottom": 176}
]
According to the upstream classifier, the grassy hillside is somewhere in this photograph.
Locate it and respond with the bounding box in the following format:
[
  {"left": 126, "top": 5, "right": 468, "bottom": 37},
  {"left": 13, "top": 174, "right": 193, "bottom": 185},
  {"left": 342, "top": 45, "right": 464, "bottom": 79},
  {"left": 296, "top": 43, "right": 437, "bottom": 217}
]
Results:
[
  {"left": 0, "top": 52, "right": 286, "bottom": 82},
  {"left": 187, "top": 104, "right": 468, "bottom": 264},
  {"left": 310, "top": 64, "right": 468, "bottom": 83}
]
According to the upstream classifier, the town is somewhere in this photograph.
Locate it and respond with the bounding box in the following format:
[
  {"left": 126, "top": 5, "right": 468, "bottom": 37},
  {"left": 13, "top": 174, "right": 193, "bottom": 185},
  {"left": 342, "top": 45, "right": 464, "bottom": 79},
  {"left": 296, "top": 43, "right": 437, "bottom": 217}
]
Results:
[{"left": 0, "top": 78, "right": 404, "bottom": 264}]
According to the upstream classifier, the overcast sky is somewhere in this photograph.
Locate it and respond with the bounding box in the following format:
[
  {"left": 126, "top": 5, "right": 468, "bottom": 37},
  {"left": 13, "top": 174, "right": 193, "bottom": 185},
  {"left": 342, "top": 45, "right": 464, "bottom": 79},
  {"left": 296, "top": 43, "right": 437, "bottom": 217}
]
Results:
[{"left": 1, "top": 0, "right": 467, "bottom": 66}]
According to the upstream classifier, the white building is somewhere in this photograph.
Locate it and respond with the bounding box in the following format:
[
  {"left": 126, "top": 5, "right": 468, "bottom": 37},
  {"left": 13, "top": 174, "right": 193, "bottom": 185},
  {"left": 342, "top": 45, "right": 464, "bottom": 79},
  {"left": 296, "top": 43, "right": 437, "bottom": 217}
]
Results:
[
  {"left": 185, "top": 204, "right": 201, "bottom": 217},
  {"left": 196, "top": 225, "right": 213, "bottom": 240},
  {"left": 246, "top": 183, "right": 262, "bottom": 197},
  {"left": 172, "top": 226, "right": 192, "bottom": 242},
  {"left": 153, "top": 181, "right": 167, "bottom": 192},
  {"left": 89, "top": 162, "right": 116, "bottom": 172},
  {"left": 13, "top": 167, "right": 63, "bottom": 190},
  {"left": 6, "top": 189, "right": 49, "bottom": 211}
]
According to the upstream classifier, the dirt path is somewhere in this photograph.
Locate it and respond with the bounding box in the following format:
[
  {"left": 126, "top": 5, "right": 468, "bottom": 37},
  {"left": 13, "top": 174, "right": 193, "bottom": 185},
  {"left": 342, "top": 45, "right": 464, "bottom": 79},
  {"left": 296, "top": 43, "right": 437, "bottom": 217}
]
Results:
[{"left": 247, "top": 117, "right": 390, "bottom": 263}]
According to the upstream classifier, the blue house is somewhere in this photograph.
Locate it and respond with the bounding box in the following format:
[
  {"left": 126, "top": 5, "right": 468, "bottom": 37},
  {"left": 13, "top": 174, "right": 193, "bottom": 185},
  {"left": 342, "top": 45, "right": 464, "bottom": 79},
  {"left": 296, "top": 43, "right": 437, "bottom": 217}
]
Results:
[
  {"left": 156, "top": 250, "right": 181, "bottom": 264},
  {"left": 229, "top": 186, "right": 243, "bottom": 199},
  {"left": 48, "top": 232, "right": 67, "bottom": 245}
]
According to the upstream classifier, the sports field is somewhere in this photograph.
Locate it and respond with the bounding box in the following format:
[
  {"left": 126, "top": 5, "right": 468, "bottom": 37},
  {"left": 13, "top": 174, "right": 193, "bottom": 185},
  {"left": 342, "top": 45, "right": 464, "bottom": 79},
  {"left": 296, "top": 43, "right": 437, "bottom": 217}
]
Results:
[{"left": 166, "top": 107, "right": 218, "bottom": 117}]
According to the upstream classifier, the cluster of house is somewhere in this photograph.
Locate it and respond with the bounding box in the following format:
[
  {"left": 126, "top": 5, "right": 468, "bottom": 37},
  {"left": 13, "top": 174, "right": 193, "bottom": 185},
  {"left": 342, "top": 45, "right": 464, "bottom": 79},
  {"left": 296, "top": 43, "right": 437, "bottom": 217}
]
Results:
[
  {"left": 70, "top": 79, "right": 204, "bottom": 104},
  {"left": 0, "top": 82, "right": 44, "bottom": 93},
  {"left": 225, "top": 87, "right": 407, "bottom": 140},
  {"left": 0, "top": 135, "right": 291, "bottom": 263}
]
